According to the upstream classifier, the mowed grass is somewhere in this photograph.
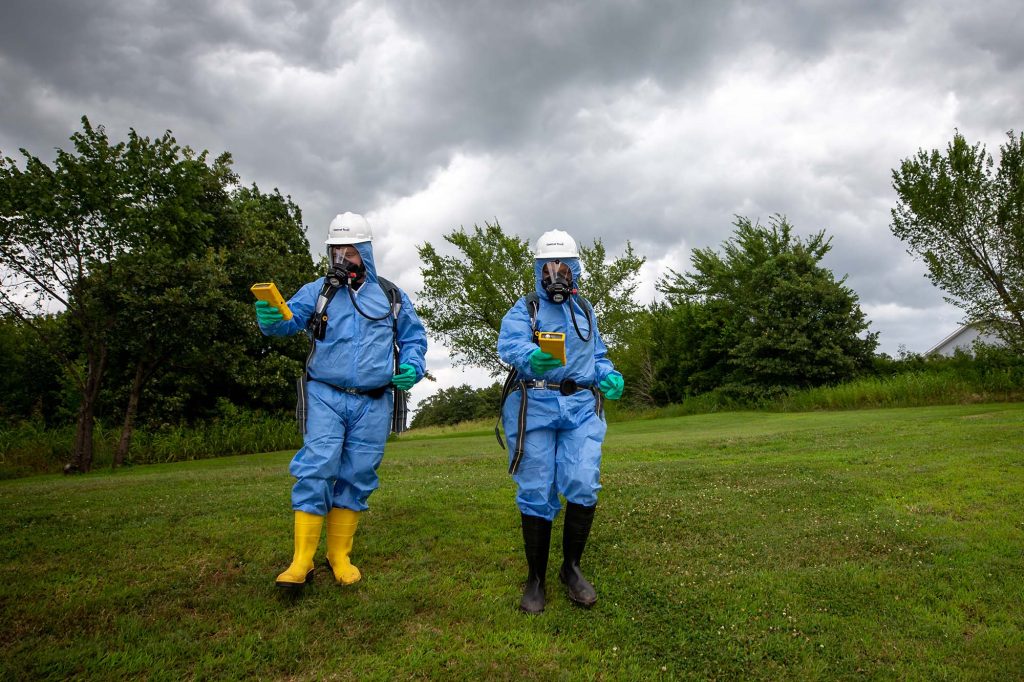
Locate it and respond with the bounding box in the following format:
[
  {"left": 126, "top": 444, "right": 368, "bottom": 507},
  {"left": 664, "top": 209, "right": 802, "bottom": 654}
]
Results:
[{"left": 1, "top": 405, "right": 1022, "bottom": 680}]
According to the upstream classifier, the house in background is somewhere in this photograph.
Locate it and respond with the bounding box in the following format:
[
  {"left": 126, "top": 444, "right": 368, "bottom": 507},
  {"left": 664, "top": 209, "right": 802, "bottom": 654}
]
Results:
[{"left": 927, "top": 323, "right": 1004, "bottom": 356}]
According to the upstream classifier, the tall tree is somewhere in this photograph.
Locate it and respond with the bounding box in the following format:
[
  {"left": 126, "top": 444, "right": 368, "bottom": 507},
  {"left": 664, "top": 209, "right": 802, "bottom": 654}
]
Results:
[
  {"left": 657, "top": 215, "right": 877, "bottom": 400},
  {"left": 600, "top": 304, "right": 660, "bottom": 406},
  {"left": 891, "top": 130, "right": 1024, "bottom": 351},
  {"left": 106, "top": 250, "right": 230, "bottom": 468},
  {"left": 215, "top": 186, "right": 314, "bottom": 415},
  {"left": 577, "top": 239, "right": 645, "bottom": 349},
  {"left": 417, "top": 221, "right": 645, "bottom": 376},
  {"left": 104, "top": 185, "right": 313, "bottom": 459},
  {"left": 0, "top": 117, "right": 235, "bottom": 471},
  {"left": 0, "top": 313, "right": 66, "bottom": 425}
]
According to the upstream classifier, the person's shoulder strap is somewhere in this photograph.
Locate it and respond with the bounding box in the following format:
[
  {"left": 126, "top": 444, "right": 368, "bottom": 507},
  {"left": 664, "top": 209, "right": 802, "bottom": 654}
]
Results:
[
  {"left": 374, "top": 276, "right": 407, "bottom": 433},
  {"left": 307, "top": 279, "right": 339, "bottom": 334},
  {"left": 376, "top": 276, "right": 402, "bottom": 318},
  {"left": 525, "top": 292, "right": 540, "bottom": 331},
  {"left": 377, "top": 276, "right": 399, "bottom": 301}
]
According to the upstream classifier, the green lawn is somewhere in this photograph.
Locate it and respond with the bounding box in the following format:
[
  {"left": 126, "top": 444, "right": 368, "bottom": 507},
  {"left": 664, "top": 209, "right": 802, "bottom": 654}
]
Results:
[{"left": 1, "top": 405, "right": 1022, "bottom": 680}]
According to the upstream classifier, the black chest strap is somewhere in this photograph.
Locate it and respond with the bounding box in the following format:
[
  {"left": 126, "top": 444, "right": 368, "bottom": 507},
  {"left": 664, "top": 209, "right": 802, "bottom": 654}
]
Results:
[{"left": 308, "top": 280, "right": 340, "bottom": 340}]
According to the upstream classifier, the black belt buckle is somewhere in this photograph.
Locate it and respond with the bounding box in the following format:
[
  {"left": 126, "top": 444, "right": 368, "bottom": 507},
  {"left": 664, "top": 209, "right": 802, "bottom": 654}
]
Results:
[
  {"left": 363, "top": 385, "right": 390, "bottom": 399},
  {"left": 558, "top": 379, "right": 578, "bottom": 396}
]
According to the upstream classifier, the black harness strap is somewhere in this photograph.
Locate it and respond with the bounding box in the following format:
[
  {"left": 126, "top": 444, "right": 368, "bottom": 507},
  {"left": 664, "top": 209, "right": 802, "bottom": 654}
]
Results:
[
  {"left": 494, "top": 296, "right": 540, "bottom": 463},
  {"left": 378, "top": 277, "right": 409, "bottom": 434},
  {"left": 307, "top": 377, "right": 391, "bottom": 398},
  {"left": 508, "top": 379, "right": 529, "bottom": 474},
  {"left": 297, "top": 280, "right": 341, "bottom": 433},
  {"left": 308, "top": 279, "right": 340, "bottom": 340}
]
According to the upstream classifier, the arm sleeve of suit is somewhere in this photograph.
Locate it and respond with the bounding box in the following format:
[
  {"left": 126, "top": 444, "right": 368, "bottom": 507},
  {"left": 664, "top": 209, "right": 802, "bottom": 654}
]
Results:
[
  {"left": 258, "top": 281, "right": 318, "bottom": 337},
  {"left": 396, "top": 289, "right": 428, "bottom": 380},
  {"left": 498, "top": 299, "right": 537, "bottom": 376},
  {"left": 592, "top": 321, "right": 617, "bottom": 385}
]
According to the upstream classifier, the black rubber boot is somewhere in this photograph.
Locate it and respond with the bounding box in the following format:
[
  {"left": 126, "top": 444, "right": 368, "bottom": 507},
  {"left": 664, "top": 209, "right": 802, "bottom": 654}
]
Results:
[
  {"left": 519, "top": 513, "right": 552, "bottom": 614},
  {"left": 559, "top": 502, "right": 597, "bottom": 608}
]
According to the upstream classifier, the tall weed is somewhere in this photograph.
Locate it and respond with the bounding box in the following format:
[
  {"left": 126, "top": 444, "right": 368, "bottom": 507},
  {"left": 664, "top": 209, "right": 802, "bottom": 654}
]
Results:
[
  {"left": 0, "top": 411, "right": 299, "bottom": 478},
  {"left": 774, "top": 371, "right": 992, "bottom": 411}
]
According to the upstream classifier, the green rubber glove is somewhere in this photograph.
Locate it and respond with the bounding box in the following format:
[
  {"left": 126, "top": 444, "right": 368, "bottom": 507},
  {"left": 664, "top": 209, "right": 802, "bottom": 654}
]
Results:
[
  {"left": 392, "top": 363, "right": 417, "bottom": 391},
  {"left": 529, "top": 349, "right": 563, "bottom": 375},
  {"left": 598, "top": 372, "right": 624, "bottom": 400},
  {"left": 255, "top": 300, "right": 283, "bottom": 325}
]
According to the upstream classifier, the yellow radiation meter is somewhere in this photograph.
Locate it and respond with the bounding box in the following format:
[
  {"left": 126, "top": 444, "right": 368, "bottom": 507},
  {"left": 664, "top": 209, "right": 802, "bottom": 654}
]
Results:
[
  {"left": 250, "top": 282, "right": 293, "bottom": 321},
  {"left": 536, "top": 331, "right": 566, "bottom": 365}
]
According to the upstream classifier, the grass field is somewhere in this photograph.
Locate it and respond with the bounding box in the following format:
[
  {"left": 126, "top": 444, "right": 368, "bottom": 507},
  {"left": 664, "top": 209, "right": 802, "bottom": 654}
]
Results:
[{"left": 1, "top": 404, "right": 1022, "bottom": 680}]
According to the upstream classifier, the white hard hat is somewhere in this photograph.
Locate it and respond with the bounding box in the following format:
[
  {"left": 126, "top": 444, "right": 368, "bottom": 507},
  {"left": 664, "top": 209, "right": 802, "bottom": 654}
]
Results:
[
  {"left": 534, "top": 229, "right": 578, "bottom": 259},
  {"left": 326, "top": 212, "right": 372, "bottom": 245}
]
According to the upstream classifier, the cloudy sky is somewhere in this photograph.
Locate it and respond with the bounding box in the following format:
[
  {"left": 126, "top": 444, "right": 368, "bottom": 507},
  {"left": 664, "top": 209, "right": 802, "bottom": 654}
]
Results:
[{"left": 2, "top": 0, "right": 1022, "bottom": 403}]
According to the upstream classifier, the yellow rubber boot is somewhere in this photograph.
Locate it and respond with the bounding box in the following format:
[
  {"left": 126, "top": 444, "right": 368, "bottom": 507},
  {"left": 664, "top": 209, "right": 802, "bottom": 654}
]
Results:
[
  {"left": 325, "top": 508, "right": 361, "bottom": 585},
  {"left": 275, "top": 511, "right": 323, "bottom": 588}
]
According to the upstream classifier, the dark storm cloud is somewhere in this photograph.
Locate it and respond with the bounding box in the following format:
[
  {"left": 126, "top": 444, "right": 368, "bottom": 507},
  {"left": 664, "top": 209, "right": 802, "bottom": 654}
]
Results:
[
  {"left": 2, "top": 0, "right": 1022, "bottom": 361},
  {"left": 383, "top": 1, "right": 730, "bottom": 144},
  {"left": 378, "top": 0, "right": 912, "bottom": 156},
  {"left": 0, "top": 0, "right": 341, "bottom": 91}
]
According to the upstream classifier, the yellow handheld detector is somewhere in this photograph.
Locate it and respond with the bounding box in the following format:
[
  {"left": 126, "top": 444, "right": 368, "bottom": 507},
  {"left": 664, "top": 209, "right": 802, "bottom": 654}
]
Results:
[
  {"left": 250, "top": 282, "right": 293, "bottom": 321},
  {"left": 536, "top": 331, "right": 566, "bottom": 365}
]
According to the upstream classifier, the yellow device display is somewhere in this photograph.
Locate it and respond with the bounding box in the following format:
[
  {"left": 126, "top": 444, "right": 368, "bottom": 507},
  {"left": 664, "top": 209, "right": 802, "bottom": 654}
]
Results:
[
  {"left": 536, "top": 332, "right": 566, "bottom": 365},
  {"left": 250, "top": 282, "right": 293, "bottom": 321}
]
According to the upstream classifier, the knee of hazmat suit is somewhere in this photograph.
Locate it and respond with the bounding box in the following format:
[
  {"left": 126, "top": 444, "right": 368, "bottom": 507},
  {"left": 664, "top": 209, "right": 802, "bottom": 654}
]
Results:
[
  {"left": 497, "top": 229, "right": 619, "bottom": 519},
  {"left": 256, "top": 213, "right": 428, "bottom": 515}
]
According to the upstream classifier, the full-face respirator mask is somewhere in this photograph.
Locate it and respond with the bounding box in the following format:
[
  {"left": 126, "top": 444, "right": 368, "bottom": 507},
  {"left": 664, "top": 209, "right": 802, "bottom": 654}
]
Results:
[
  {"left": 313, "top": 242, "right": 393, "bottom": 332},
  {"left": 541, "top": 260, "right": 575, "bottom": 304},
  {"left": 328, "top": 245, "right": 366, "bottom": 288},
  {"left": 540, "top": 258, "right": 593, "bottom": 342}
]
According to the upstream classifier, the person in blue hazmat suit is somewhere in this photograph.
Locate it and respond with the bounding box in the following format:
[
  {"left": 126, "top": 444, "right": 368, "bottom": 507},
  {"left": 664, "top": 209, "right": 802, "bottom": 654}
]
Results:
[
  {"left": 498, "top": 229, "right": 625, "bottom": 613},
  {"left": 254, "top": 212, "right": 427, "bottom": 590}
]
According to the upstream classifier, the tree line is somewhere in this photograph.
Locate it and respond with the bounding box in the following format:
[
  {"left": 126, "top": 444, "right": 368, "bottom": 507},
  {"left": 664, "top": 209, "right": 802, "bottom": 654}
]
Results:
[
  {"left": 2, "top": 119, "right": 1022, "bottom": 458},
  {"left": 410, "top": 214, "right": 877, "bottom": 428}
]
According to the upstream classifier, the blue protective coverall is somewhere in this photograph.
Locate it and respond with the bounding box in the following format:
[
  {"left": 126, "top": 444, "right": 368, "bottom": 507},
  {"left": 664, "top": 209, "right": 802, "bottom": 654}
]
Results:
[
  {"left": 258, "top": 242, "right": 427, "bottom": 515},
  {"left": 497, "top": 258, "right": 621, "bottom": 521}
]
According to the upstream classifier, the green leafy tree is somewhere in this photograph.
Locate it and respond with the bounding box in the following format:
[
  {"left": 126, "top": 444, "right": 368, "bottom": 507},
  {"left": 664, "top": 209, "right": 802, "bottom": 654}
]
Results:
[
  {"left": 657, "top": 215, "right": 877, "bottom": 401},
  {"left": 99, "top": 136, "right": 242, "bottom": 467},
  {"left": 648, "top": 300, "right": 725, "bottom": 402},
  {"left": 410, "top": 383, "right": 503, "bottom": 428},
  {"left": 407, "top": 382, "right": 503, "bottom": 425},
  {"left": 215, "top": 186, "right": 314, "bottom": 415},
  {"left": 577, "top": 239, "right": 646, "bottom": 349},
  {"left": 417, "top": 221, "right": 645, "bottom": 376},
  {"left": 601, "top": 304, "right": 663, "bottom": 407},
  {"left": 0, "top": 117, "right": 237, "bottom": 470},
  {"left": 105, "top": 250, "right": 231, "bottom": 467},
  {"left": 891, "top": 130, "right": 1024, "bottom": 351},
  {"left": 104, "top": 185, "right": 314, "bottom": 446},
  {"left": 417, "top": 222, "right": 532, "bottom": 375},
  {"left": 0, "top": 313, "right": 66, "bottom": 425}
]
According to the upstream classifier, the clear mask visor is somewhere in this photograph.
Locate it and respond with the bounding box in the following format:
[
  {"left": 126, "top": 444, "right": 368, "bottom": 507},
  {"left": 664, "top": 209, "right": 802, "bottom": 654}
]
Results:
[
  {"left": 330, "top": 245, "right": 362, "bottom": 269},
  {"left": 542, "top": 260, "right": 572, "bottom": 284}
]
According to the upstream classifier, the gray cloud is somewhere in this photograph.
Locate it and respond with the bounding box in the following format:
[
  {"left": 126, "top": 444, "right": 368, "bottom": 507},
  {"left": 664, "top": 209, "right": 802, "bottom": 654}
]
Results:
[{"left": 3, "top": 0, "right": 1022, "bottom": 404}]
